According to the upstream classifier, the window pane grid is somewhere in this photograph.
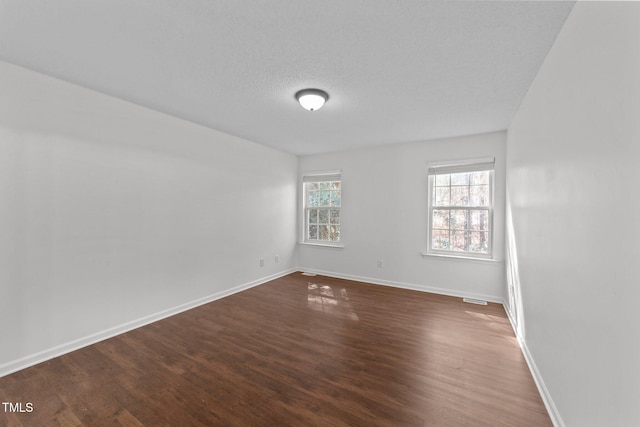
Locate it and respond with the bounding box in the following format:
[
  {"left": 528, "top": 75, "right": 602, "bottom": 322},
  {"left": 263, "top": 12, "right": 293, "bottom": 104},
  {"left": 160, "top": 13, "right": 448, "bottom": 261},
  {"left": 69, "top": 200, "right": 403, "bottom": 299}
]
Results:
[
  {"left": 432, "top": 171, "right": 490, "bottom": 209},
  {"left": 305, "top": 179, "right": 341, "bottom": 243},
  {"left": 430, "top": 208, "right": 491, "bottom": 253},
  {"left": 429, "top": 169, "right": 492, "bottom": 256}
]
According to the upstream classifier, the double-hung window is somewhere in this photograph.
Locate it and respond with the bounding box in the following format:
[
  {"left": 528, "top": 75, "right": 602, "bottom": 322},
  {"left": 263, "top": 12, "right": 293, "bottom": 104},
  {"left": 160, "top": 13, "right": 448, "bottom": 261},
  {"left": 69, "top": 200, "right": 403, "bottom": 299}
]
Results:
[
  {"left": 427, "top": 158, "right": 494, "bottom": 258},
  {"left": 303, "top": 172, "right": 341, "bottom": 244}
]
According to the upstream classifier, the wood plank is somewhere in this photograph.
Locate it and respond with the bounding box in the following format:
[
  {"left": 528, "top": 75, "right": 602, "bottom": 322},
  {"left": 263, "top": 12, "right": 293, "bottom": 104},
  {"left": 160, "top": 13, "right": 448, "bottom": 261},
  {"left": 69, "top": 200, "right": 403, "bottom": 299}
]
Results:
[{"left": 0, "top": 273, "right": 551, "bottom": 426}]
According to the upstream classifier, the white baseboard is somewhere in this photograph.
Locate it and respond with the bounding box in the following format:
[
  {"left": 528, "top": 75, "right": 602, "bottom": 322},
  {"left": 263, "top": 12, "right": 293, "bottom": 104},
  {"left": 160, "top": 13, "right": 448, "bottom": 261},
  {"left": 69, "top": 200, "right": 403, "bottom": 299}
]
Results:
[
  {"left": 307, "top": 267, "right": 565, "bottom": 426},
  {"left": 0, "top": 268, "right": 297, "bottom": 378},
  {"left": 297, "top": 267, "right": 503, "bottom": 303},
  {"left": 2, "top": 266, "right": 565, "bottom": 427},
  {"left": 503, "top": 306, "right": 565, "bottom": 427}
]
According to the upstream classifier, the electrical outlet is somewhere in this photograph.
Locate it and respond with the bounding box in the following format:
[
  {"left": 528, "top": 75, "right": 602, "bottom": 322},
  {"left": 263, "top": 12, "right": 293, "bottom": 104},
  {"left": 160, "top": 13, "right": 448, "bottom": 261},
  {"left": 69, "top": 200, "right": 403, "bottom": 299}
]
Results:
[
  {"left": 259, "top": 258, "right": 265, "bottom": 267},
  {"left": 275, "top": 255, "right": 279, "bottom": 263},
  {"left": 377, "top": 259, "right": 383, "bottom": 268}
]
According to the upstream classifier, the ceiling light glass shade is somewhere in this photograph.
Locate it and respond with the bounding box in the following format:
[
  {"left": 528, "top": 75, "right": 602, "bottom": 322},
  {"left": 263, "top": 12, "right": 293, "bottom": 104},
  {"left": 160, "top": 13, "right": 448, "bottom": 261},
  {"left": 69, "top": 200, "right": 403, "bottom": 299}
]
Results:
[{"left": 295, "top": 89, "right": 328, "bottom": 111}]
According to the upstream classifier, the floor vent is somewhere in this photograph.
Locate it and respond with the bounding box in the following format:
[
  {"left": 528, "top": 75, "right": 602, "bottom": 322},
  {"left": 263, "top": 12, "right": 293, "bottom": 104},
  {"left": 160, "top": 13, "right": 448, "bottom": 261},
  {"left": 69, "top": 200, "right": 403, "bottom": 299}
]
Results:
[
  {"left": 301, "top": 272, "right": 317, "bottom": 277},
  {"left": 463, "top": 298, "right": 487, "bottom": 305}
]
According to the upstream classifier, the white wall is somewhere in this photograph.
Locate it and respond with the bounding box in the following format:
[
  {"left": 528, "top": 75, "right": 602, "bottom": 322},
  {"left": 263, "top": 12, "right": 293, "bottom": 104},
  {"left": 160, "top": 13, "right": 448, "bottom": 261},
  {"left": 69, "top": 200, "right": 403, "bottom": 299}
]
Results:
[
  {"left": 0, "top": 61, "right": 298, "bottom": 375},
  {"left": 506, "top": 3, "right": 640, "bottom": 426},
  {"left": 298, "top": 132, "right": 506, "bottom": 302}
]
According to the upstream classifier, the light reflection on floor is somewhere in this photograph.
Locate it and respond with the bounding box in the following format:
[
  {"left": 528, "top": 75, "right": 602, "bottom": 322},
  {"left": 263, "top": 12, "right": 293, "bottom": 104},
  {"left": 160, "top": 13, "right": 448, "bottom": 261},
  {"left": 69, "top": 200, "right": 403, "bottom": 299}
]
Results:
[
  {"left": 307, "top": 282, "right": 359, "bottom": 321},
  {"left": 465, "top": 310, "right": 511, "bottom": 331}
]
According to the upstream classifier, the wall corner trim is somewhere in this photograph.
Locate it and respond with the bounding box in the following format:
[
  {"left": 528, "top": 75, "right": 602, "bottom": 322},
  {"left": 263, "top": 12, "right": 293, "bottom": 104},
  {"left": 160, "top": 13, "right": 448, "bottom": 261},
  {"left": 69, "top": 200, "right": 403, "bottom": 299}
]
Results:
[{"left": 503, "top": 306, "right": 565, "bottom": 427}]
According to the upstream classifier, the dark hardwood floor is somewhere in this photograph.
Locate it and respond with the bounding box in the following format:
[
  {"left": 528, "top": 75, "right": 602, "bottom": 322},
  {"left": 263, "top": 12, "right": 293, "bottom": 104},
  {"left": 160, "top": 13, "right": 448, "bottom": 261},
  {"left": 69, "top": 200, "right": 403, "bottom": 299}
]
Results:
[{"left": 0, "top": 273, "right": 551, "bottom": 426}]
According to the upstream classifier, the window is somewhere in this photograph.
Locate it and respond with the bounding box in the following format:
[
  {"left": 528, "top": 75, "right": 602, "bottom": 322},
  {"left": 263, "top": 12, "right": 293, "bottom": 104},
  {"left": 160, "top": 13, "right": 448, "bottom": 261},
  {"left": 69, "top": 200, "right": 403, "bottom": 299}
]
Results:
[
  {"left": 303, "top": 173, "right": 341, "bottom": 244},
  {"left": 427, "top": 159, "right": 494, "bottom": 258}
]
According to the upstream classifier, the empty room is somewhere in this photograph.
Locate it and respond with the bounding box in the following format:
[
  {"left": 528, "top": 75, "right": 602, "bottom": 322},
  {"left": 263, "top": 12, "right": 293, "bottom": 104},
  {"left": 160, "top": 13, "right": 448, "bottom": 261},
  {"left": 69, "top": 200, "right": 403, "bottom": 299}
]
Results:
[{"left": 1, "top": 1, "right": 638, "bottom": 426}]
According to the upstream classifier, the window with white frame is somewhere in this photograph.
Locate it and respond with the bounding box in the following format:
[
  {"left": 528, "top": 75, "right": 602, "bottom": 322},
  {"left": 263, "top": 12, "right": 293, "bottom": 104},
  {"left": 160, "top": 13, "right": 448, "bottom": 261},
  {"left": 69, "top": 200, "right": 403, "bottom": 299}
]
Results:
[
  {"left": 303, "top": 173, "right": 341, "bottom": 244},
  {"left": 427, "top": 159, "right": 494, "bottom": 258}
]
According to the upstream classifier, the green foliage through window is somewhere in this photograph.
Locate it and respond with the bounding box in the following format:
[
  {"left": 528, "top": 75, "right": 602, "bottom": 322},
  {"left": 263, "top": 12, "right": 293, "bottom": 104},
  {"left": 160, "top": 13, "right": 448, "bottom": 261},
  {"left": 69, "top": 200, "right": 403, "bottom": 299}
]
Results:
[
  {"left": 429, "top": 168, "right": 492, "bottom": 256},
  {"left": 304, "top": 178, "right": 341, "bottom": 243}
]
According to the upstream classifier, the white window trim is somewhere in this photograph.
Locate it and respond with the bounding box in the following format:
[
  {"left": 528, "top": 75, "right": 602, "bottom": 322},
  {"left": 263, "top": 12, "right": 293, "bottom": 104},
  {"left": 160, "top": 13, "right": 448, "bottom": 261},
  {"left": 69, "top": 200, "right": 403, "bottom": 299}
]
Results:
[
  {"left": 426, "top": 158, "right": 495, "bottom": 260},
  {"left": 301, "top": 170, "right": 342, "bottom": 246},
  {"left": 420, "top": 251, "right": 502, "bottom": 263},
  {"left": 300, "top": 241, "right": 344, "bottom": 248}
]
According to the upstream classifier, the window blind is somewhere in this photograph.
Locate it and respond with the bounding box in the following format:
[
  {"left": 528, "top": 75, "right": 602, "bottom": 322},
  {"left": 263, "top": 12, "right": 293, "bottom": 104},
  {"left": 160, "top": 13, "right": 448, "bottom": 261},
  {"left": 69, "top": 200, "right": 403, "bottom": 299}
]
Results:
[
  {"left": 302, "top": 172, "right": 341, "bottom": 183},
  {"left": 428, "top": 157, "right": 495, "bottom": 175}
]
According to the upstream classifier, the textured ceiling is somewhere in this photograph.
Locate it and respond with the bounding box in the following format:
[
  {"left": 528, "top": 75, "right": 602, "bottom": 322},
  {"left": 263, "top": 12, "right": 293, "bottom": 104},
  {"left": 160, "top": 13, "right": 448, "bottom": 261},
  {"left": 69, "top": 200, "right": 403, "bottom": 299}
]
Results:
[{"left": 0, "top": 1, "right": 574, "bottom": 155}]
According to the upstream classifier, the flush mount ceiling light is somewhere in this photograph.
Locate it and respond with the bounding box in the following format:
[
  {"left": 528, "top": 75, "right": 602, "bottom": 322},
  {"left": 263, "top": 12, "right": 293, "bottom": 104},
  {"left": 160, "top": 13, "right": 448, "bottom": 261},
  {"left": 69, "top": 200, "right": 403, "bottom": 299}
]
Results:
[{"left": 295, "top": 88, "right": 329, "bottom": 111}]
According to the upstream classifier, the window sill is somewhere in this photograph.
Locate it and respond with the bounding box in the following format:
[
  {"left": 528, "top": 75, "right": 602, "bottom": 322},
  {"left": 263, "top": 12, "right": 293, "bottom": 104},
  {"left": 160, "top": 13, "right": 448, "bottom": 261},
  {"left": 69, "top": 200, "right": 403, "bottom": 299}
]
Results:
[
  {"left": 299, "top": 242, "right": 344, "bottom": 249},
  {"left": 421, "top": 252, "right": 503, "bottom": 264}
]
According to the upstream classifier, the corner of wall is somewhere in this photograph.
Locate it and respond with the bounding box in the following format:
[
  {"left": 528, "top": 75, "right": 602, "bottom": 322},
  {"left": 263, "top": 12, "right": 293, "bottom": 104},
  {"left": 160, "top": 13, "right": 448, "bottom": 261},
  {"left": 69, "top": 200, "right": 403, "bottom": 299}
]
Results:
[{"left": 503, "top": 305, "right": 565, "bottom": 427}]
